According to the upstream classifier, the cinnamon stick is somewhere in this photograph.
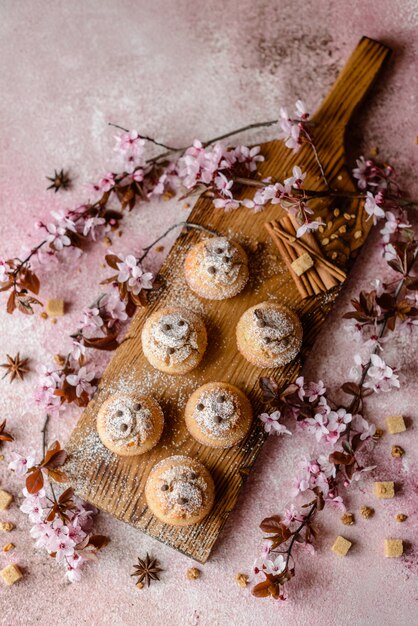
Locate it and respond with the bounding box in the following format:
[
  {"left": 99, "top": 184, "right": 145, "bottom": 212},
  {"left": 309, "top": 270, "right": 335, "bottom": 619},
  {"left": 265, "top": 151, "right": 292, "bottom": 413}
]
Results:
[
  {"left": 281, "top": 216, "right": 328, "bottom": 293},
  {"left": 271, "top": 222, "right": 346, "bottom": 282},
  {"left": 264, "top": 222, "right": 313, "bottom": 298},
  {"left": 287, "top": 214, "right": 340, "bottom": 290}
]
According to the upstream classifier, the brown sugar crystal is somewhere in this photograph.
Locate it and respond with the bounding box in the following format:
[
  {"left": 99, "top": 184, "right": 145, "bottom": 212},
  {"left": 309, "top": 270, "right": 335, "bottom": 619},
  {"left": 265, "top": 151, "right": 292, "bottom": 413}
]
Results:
[
  {"left": 45, "top": 298, "right": 65, "bottom": 317},
  {"left": 374, "top": 482, "right": 395, "bottom": 499},
  {"left": 384, "top": 539, "right": 403, "bottom": 558},
  {"left": 0, "top": 563, "right": 23, "bottom": 586},
  {"left": 331, "top": 536, "right": 352, "bottom": 557},
  {"left": 386, "top": 415, "right": 406, "bottom": 435},
  {"left": 186, "top": 567, "right": 201, "bottom": 580}
]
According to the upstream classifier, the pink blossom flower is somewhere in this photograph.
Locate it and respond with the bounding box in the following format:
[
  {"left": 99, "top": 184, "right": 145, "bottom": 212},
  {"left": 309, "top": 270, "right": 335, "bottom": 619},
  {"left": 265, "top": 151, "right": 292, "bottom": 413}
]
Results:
[
  {"left": 80, "top": 306, "right": 104, "bottom": 333},
  {"left": 213, "top": 197, "right": 241, "bottom": 211},
  {"left": 364, "top": 191, "right": 385, "bottom": 224},
  {"left": 0, "top": 257, "right": 11, "bottom": 283},
  {"left": 234, "top": 145, "right": 264, "bottom": 171},
  {"left": 214, "top": 173, "right": 233, "bottom": 197},
  {"left": 351, "top": 414, "right": 376, "bottom": 440},
  {"left": 82, "top": 215, "right": 107, "bottom": 241},
  {"left": 364, "top": 354, "right": 400, "bottom": 393},
  {"left": 91, "top": 172, "right": 116, "bottom": 195},
  {"left": 351, "top": 465, "right": 377, "bottom": 482},
  {"left": 294, "top": 375, "right": 305, "bottom": 400},
  {"left": 66, "top": 365, "right": 97, "bottom": 398},
  {"left": 305, "top": 380, "right": 326, "bottom": 402},
  {"left": 8, "top": 449, "right": 36, "bottom": 476},
  {"left": 282, "top": 504, "right": 305, "bottom": 526},
  {"left": 284, "top": 165, "right": 306, "bottom": 190},
  {"left": 44, "top": 222, "right": 72, "bottom": 251},
  {"left": 278, "top": 100, "right": 310, "bottom": 151},
  {"left": 20, "top": 490, "right": 46, "bottom": 522},
  {"left": 262, "top": 554, "right": 286, "bottom": 576},
  {"left": 380, "top": 211, "right": 410, "bottom": 243},
  {"left": 116, "top": 254, "right": 154, "bottom": 295},
  {"left": 259, "top": 411, "right": 292, "bottom": 435},
  {"left": 101, "top": 289, "right": 128, "bottom": 326},
  {"left": 296, "top": 219, "right": 324, "bottom": 238}
]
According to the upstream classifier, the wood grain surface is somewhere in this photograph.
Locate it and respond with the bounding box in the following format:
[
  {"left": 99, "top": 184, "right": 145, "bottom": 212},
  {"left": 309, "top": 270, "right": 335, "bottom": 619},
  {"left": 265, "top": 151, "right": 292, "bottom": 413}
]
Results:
[{"left": 65, "top": 37, "right": 391, "bottom": 562}]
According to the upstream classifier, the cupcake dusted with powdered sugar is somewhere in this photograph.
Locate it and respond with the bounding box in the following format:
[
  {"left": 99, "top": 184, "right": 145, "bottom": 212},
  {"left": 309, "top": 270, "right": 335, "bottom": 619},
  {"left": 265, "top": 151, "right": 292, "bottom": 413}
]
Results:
[
  {"left": 184, "top": 236, "right": 249, "bottom": 300},
  {"left": 141, "top": 307, "right": 207, "bottom": 375},
  {"left": 97, "top": 394, "right": 164, "bottom": 456},
  {"left": 145, "top": 455, "right": 215, "bottom": 526},
  {"left": 185, "top": 382, "right": 253, "bottom": 448},
  {"left": 236, "top": 301, "right": 303, "bottom": 368}
]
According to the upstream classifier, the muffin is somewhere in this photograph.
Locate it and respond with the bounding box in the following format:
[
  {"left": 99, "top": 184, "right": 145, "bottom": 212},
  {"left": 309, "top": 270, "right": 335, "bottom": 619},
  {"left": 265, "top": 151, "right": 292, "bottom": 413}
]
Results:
[
  {"left": 185, "top": 382, "right": 253, "bottom": 448},
  {"left": 184, "top": 236, "right": 249, "bottom": 300},
  {"left": 236, "top": 301, "right": 302, "bottom": 368},
  {"left": 97, "top": 394, "right": 164, "bottom": 456},
  {"left": 141, "top": 307, "right": 207, "bottom": 375},
  {"left": 145, "top": 455, "right": 215, "bottom": 526}
]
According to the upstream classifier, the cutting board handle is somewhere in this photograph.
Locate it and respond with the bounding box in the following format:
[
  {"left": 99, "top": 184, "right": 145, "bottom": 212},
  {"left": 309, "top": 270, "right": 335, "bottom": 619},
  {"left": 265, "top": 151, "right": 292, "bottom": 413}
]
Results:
[{"left": 312, "top": 37, "right": 391, "bottom": 132}]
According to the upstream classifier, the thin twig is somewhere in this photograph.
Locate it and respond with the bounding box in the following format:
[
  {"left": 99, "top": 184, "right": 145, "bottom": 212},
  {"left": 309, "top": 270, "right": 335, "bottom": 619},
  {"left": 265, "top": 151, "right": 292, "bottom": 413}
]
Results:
[
  {"left": 41, "top": 414, "right": 50, "bottom": 457},
  {"left": 139, "top": 222, "right": 219, "bottom": 262},
  {"left": 108, "top": 122, "right": 179, "bottom": 151},
  {"left": 285, "top": 502, "right": 317, "bottom": 568}
]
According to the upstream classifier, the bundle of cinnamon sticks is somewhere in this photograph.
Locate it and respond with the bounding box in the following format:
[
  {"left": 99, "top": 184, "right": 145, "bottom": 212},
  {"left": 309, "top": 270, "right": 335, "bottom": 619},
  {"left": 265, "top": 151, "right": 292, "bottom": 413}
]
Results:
[{"left": 265, "top": 214, "right": 346, "bottom": 299}]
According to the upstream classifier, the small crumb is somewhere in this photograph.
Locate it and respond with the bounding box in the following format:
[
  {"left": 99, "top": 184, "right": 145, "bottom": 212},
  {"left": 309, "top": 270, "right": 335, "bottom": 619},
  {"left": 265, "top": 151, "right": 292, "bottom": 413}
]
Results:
[
  {"left": 136, "top": 581, "right": 144, "bottom": 590},
  {"left": 391, "top": 445, "right": 405, "bottom": 458},
  {"left": 370, "top": 146, "right": 379, "bottom": 157},
  {"left": 0, "top": 489, "right": 13, "bottom": 511},
  {"left": 360, "top": 506, "right": 374, "bottom": 519},
  {"left": 374, "top": 428, "right": 385, "bottom": 439},
  {"left": 45, "top": 298, "right": 65, "bottom": 317},
  {"left": 51, "top": 318, "right": 57, "bottom": 324},
  {"left": 384, "top": 538, "right": 403, "bottom": 558},
  {"left": 3, "top": 543, "right": 14, "bottom": 553},
  {"left": 374, "top": 481, "right": 395, "bottom": 499},
  {"left": 155, "top": 245, "right": 165, "bottom": 253},
  {"left": 331, "top": 536, "right": 352, "bottom": 557},
  {"left": 0, "top": 563, "right": 23, "bottom": 586},
  {"left": 163, "top": 191, "right": 174, "bottom": 201},
  {"left": 0, "top": 522, "right": 15, "bottom": 532},
  {"left": 103, "top": 236, "right": 112, "bottom": 248},
  {"left": 40, "top": 311, "right": 48, "bottom": 320},
  {"left": 338, "top": 225, "right": 347, "bottom": 234},
  {"left": 235, "top": 573, "right": 249, "bottom": 588},
  {"left": 395, "top": 513, "right": 408, "bottom": 523},
  {"left": 0, "top": 455, "right": 4, "bottom": 462},
  {"left": 183, "top": 202, "right": 190, "bottom": 209},
  {"left": 341, "top": 512, "right": 355, "bottom": 525},
  {"left": 53, "top": 354, "right": 66, "bottom": 367},
  {"left": 118, "top": 230, "right": 123, "bottom": 237},
  {"left": 186, "top": 567, "right": 200, "bottom": 580},
  {"left": 386, "top": 415, "right": 406, "bottom": 435},
  {"left": 354, "top": 230, "right": 363, "bottom": 239}
]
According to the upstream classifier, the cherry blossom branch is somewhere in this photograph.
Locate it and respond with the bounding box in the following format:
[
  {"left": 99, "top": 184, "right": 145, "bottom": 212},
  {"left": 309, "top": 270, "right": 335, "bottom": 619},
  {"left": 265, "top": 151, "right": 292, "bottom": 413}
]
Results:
[
  {"left": 138, "top": 222, "right": 218, "bottom": 262},
  {"left": 108, "top": 122, "right": 179, "bottom": 151}
]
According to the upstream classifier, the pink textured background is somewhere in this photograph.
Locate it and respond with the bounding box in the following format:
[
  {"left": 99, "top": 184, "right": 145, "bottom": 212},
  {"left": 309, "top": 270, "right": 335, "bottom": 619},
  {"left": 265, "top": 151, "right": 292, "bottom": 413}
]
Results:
[{"left": 0, "top": 1, "right": 417, "bottom": 624}]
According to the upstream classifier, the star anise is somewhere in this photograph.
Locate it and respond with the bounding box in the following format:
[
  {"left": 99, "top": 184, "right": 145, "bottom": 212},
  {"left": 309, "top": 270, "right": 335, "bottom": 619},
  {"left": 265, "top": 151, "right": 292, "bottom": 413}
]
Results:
[
  {"left": 46, "top": 168, "right": 71, "bottom": 192},
  {"left": 1, "top": 353, "right": 30, "bottom": 382},
  {"left": 0, "top": 420, "right": 14, "bottom": 443},
  {"left": 131, "top": 553, "right": 163, "bottom": 587}
]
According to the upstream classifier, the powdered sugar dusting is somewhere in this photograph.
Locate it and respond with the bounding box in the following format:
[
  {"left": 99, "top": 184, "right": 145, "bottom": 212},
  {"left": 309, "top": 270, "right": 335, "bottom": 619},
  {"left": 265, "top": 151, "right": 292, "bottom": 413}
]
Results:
[
  {"left": 154, "top": 459, "right": 209, "bottom": 518},
  {"left": 101, "top": 395, "right": 153, "bottom": 446},
  {"left": 147, "top": 310, "right": 199, "bottom": 364},
  {"left": 194, "top": 387, "right": 241, "bottom": 438}
]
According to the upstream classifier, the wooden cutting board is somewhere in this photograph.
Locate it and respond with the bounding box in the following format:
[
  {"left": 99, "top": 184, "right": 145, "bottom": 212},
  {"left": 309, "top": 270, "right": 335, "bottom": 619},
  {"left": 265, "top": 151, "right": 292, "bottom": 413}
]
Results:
[{"left": 65, "top": 37, "right": 391, "bottom": 563}]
